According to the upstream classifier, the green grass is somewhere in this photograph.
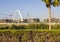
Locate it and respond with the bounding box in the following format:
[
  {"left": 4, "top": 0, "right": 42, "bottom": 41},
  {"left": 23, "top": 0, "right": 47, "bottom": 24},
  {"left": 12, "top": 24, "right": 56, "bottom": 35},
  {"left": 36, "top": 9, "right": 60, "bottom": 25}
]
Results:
[{"left": 0, "top": 29, "right": 60, "bottom": 32}]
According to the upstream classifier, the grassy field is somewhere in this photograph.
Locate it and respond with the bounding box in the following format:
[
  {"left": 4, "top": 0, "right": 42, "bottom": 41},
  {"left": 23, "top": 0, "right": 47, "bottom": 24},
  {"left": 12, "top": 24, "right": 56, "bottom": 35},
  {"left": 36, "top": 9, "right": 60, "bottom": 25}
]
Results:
[
  {"left": 0, "top": 23, "right": 60, "bottom": 42},
  {"left": 0, "top": 29, "right": 60, "bottom": 42},
  {"left": 0, "top": 29, "right": 60, "bottom": 31}
]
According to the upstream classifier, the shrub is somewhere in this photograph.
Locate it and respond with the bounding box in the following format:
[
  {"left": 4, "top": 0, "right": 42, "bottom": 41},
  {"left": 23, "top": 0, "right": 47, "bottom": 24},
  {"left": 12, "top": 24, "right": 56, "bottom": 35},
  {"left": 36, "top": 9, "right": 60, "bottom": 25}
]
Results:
[
  {"left": 38, "top": 23, "right": 49, "bottom": 29},
  {"left": 11, "top": 25, "right": 25, "bottom": 29},
  {"left": 0, "top": 26, "right": 8, "bottom": 30},
  {"left": 52, "top": 24, "right": 60, "bottom": 29}
]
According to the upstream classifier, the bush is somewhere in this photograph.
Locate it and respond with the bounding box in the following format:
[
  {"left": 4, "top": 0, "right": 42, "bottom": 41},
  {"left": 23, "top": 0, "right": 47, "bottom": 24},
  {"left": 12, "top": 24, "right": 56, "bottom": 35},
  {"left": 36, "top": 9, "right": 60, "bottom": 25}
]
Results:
[
  {"left": 24, "top": 23, "right": 49, "bottom": 29},
  {"left": 11, "top": 25, "right": 25, "bottom": 29},
  {"left": 52, "top": 24, "right": 60, "bottom": 29},
  {"left": 38, "top": 23, "right": 49, "bottom": 29},
  {"left": 0, "top": 23, "right": 60, "bottom": 30},
  {"left": 0, "top": 26, "right": 8, "bottom": 30}
]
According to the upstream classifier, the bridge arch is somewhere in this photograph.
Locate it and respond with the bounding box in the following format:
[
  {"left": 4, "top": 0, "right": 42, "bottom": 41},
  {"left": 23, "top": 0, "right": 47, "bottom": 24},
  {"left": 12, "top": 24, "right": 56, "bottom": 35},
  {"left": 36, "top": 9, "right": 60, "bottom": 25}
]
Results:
[{"left": 13, "top": 10, "right": 23, "bottom": 22}]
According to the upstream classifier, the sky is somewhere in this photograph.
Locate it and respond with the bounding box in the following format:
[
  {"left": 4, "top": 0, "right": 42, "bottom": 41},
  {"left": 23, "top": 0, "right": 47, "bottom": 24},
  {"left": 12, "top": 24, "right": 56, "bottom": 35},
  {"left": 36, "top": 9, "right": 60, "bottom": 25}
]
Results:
[{"left": 0, "top": 0, "right": 60, "bottom": 20}]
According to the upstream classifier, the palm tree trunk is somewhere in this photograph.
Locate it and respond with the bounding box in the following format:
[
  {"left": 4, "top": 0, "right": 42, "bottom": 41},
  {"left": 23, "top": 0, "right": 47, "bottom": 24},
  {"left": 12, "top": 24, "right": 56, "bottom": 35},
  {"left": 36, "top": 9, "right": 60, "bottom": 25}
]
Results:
[{"left": 48, "top": 7, "right": 51, "bottom": 30}]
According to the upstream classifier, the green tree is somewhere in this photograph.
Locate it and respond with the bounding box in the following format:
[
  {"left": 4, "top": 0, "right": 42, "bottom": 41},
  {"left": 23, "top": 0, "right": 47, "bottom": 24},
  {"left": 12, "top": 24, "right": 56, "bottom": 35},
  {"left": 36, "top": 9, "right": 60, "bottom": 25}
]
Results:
[{"left": 42, "top": 0, "right": 60, "bottom": 30}]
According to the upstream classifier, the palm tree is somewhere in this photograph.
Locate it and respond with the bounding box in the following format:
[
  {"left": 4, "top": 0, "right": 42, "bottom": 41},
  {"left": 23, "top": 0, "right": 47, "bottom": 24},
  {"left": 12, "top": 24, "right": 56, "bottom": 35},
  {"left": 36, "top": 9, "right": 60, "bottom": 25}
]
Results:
[{"left": 42, "top": 0, "right": 60, "bottom": 30}]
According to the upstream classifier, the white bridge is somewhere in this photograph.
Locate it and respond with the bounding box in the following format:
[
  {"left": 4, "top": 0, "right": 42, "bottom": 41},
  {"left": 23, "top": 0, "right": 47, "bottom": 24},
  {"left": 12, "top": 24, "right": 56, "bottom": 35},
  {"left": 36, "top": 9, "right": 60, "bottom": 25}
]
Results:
[{"left": 13, "top": 9, "right": 23, "bottom": 22}]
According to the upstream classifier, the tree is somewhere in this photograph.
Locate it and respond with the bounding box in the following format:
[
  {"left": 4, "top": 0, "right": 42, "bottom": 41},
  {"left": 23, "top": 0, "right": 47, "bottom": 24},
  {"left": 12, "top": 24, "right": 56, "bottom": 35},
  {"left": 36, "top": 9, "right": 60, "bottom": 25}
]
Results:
[{"left": 42, "top": 0, "right": 60, "bottom": 30}]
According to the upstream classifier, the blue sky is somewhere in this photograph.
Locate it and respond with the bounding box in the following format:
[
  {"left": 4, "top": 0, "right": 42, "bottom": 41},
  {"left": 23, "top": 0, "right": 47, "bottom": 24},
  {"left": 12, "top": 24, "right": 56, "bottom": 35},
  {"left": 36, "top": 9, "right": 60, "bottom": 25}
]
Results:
[{"left": 0, "top": 0, "right": 60, "bottom": 20}]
